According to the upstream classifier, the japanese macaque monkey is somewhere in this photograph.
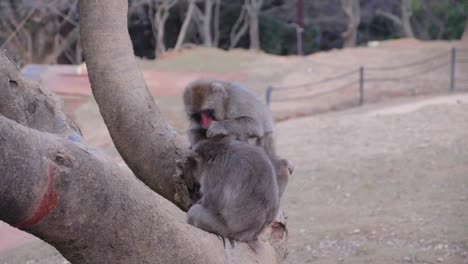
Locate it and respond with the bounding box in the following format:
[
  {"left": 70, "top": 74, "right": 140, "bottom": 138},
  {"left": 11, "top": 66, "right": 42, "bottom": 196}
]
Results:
[
  {"left": 183, "top": 79, "right": 293, "bottom": 183},
  {"left": 185, "top": 136, "right": 280, "bottom": 244}
]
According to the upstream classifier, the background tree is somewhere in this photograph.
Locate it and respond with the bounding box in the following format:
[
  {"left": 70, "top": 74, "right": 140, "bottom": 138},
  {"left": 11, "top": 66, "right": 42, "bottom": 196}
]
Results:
[
  {"left": 174, "top": 0, "right": 197, "bottom": 50},
  {"left": 0, "top": 0, "right": 288, "bottom": 263},
  {"left": 376, "top": 0, "right": 415, "bottom": 38},
  {"left": 154, "top": 0, "right": 178, "bottom": 57},
  {"left": 340, "top": 0, "right": 360, "bottom": 47},
  {"left": 245, "top": 0, "right": 263, "bottom": 50},
  {"left": 0, "top": 0, "right": 81, "bottom": 65}
]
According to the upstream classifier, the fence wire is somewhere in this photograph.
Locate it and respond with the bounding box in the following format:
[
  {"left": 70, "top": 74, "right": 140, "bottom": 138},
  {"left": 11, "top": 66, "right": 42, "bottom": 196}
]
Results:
[
  {"left": 273, "top": 69, "right": 358, "bottom": 91},
  {"left": 366, "top": 50, "right": 449, "bottom": 71},
  {"left": 365, "top": 61, "right": 450, "bottom": 82},
  {"left": 267, "top": 47, "right": 466, "bottom": 107},
  {"left": 272, "top": 79, "right": 359, "bottom": 102}
]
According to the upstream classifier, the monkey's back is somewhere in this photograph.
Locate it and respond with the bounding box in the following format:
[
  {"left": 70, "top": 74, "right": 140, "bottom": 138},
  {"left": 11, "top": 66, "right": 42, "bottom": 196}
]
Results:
[
  {"left": 227, "top": 83, "right": 274, "bottom": 134},
  {"left": 197, "top": 139, "right": 280, "bottom": 241}
]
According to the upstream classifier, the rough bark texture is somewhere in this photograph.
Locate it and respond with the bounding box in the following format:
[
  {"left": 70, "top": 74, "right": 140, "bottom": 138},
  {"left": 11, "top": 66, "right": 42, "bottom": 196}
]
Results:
[
  {"left": 79, "top": 0, "right": 191, "bottom": 211},
  {"left": 341, "top": 0, "right": 360, "bottom": 47},
  {"left": 0, "top": 0, "right": 288, "bottom": 263}
]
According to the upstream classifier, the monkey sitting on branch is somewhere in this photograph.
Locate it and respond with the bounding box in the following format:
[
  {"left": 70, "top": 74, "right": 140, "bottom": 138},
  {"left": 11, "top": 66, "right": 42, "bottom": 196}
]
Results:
[
  {"left": 184, "top": 136, "right": 280, "bottom": 247},
  {"left": 183, "top": 80, "right": 293, "bottom": 200}
]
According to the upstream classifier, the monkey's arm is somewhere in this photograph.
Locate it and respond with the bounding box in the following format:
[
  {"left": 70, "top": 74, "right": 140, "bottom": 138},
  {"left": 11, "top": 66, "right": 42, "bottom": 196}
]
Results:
[
  {"left": 207, "top": 117, "right": 263, "bottom": 140},
  {"left": 188, "top": 127, "right": 207, "bottom": 146}
]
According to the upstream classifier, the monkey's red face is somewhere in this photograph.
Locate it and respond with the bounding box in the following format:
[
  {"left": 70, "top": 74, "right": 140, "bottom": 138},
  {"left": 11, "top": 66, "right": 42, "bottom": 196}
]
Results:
[
  {"left": 201, "top": 112, "right": 213, "bottom": 128},
  {"left": 199, "top": 109, "right": 216, "bottom": 128}
]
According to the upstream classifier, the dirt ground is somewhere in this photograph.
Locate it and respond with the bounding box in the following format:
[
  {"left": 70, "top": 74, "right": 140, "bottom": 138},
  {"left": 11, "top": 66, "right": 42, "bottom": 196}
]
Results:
[
  {"left": 1, "top": 94, "right": 467, "bottom": 264},
  {"left": 279, "top": 94, "right": 468, "bottom": 264},
  {"left": 1, "top": 40, "right": 468, "bottom": 263}
]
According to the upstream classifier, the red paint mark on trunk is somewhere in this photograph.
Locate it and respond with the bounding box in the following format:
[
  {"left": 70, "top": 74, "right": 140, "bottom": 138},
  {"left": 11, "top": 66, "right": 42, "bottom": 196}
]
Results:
[{"left": 15, "top": 165, "right": 57, "bottom": 228}]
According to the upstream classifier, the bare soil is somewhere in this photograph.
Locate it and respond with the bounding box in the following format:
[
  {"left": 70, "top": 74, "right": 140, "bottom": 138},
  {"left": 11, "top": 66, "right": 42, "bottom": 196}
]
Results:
[{"left": 279, "top": 94, "right": 468, "bottom": 264}]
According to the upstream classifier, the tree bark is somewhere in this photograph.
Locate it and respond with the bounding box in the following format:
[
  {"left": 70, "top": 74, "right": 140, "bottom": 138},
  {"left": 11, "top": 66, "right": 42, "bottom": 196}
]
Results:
[
  {"left": 245, "top": 0, "right": 263, "bottom": 50},
  {"left": 174, "top": 0, "right": 197, "bottom": 51},
  {"left": 463, "top": 19, "right": 468, "bottom": 41},
  {"left": 154, "top": 0, "right": 177, "bottom": 57},
  {"left": 80, "top": 0, "right": 191, "bottom": 210},
  {"left": 400, "top": 0, "right": 415, "bottom": 38},
  {"left": 230, "top": 5, "right": 248, "bottom": 49},
  {"left": 0, "top": 0, "right": 288, "bottom": 263},
  {"left": 213, "top": 0, "right": 221, "bottom": 46},
  {"left": 340, "top": 0, "right": 360, "bottom": 48},
  {"left": 202, "top": 0, "right": 214, "bottom": 46}
]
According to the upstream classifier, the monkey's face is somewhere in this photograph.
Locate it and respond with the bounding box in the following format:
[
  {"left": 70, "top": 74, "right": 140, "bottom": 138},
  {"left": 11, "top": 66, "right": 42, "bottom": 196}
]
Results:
[
  {"left": 183, "top": 80, "right": 228, "bottom": 126},
  {"left": 191, "top": 109, "right": 216, "bottom": 129}
]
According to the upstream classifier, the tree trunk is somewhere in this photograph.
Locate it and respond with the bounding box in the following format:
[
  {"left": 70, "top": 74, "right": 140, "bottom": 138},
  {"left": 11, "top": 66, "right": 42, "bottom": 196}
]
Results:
[
  {"left": 202, "top": 0, "right": 213, "bottom": 46},
  {"left": 213, "top": 0, "right": 221, "bottom": 46},
  {"left": 401, "top": 0, "right": 415, "bottom": 38},
  {"left": 0, "top": 0, "right": 288, "bottom": 263},
  {"left": 463, "top": 19, "right": 468, "bottom": 41},
  {"left": 340, "top": 0, "right": 360, "bottom": 48},
  {"left": 230, "top": 5, "right": 249, "bottom": 49},
  {"left": 154, "top": 0, "right": 177, "bottom": 57},
  {"left": 155, "top": 8, "right": 168, "bottom": 57},
  {"left": 245, "top": 0, "right": 263, "bottom": 50},
  {"left": 174, "top": 0, "right": 197, "bottom": 51}
]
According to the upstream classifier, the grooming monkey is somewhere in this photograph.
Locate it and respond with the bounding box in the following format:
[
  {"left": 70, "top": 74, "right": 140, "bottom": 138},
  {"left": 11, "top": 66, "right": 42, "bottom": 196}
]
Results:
[
  {"left": 183, "top": 80, "right": 276, "bottom": 156},
  {"left": 183, "top": 80, "right": 293, "bottom": 198},
  {"left": 185, "top": 136, "right": 280, "bottom": 244}
]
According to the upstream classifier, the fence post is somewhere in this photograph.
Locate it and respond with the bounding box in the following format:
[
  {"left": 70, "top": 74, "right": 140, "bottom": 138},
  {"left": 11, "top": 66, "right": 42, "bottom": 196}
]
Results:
[
  {"left": 265, "top": 86, "right": 273, "bottom": 106},
  {"left": 359, "top": 66, "right": 364, "bottom": 105},
  {"left": 450, "top": 47, "right": 456, "bottom": 92}
]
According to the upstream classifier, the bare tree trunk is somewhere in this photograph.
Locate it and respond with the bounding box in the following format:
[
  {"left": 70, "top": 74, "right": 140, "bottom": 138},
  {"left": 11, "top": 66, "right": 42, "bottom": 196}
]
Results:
[
  {"left": 230, "top": 5, "right": 248, "bottom": 49},
  {"left": 341, "top": 0, "right": 360, "bottom": 48},
  {"left": 154, "top": 0, "right": 177, "bottom": 57},
  {"left": 174, "top": 0, "right": 197, "bottom": 50},
  {"left": 401, "top": 0, "right": 415, "bottom": 38},
  {"left": 463, "top": 19, "right": 468, "bottom": 41},
  {"left": 0, "top": 0, "right": 288, "bottom": 263},
  {"left": 213, "top": 0, "right": 221, "bottom": 46},
  {"left": 202, "top": 0, "right": 214, "bottom": 46},
  {"left": 245, "top": 0, "right": 263, "bottom": 50}
]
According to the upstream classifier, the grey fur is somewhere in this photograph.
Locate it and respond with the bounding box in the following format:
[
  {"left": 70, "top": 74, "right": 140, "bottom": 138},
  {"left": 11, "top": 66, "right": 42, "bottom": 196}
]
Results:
[
  {"left": 185, "top": 136, "right": 280, "bottom": 243},
  {"left": 183, "top": 80, "right": 293, "bottom": 198}
]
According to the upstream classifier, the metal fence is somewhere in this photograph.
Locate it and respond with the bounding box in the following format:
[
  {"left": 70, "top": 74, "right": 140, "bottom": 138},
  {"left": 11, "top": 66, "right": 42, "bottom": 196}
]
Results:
[{"left": 266, "top": 47, "right": 468, "bottom": 107}]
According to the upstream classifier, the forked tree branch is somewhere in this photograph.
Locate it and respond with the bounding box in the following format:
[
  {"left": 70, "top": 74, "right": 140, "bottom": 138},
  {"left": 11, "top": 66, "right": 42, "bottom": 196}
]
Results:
[
  {"left": 0, "top": 53, "right": 284, "bottom": 263},
  {"left": 79, "top": 0, "right": 191, "bottom": 210},
  {"left": 0, "top": 0, "right": 288, "bottom": 262}
]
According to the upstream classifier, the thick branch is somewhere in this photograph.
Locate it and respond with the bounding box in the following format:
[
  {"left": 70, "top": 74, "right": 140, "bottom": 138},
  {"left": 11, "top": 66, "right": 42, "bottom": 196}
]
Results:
[
  {"left": 0, "top": 53, "right": 285, "bottom": 263},
  {"left": 79, "top": 0, "right": 191, "bottom": 210},
  {"left": 375, "top": 9, "right": 402, "bottom": 26},
  {"left": 0, "top": 115, "right": 278, "bottom": 264},
  {"left": 0, "top": 54, "right": 79, "bottom": 137}
]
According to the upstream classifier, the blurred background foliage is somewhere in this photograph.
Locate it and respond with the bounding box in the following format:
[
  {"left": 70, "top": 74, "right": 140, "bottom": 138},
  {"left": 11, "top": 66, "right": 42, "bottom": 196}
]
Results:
[{"left": 0, "top": 0, "right": 466, "bottom": 66}]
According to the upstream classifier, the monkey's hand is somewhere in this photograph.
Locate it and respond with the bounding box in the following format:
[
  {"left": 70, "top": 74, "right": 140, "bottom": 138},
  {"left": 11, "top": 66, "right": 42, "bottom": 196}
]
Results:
[{"left": 206, "top": 121, "right": 229, "bottom": 138}]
